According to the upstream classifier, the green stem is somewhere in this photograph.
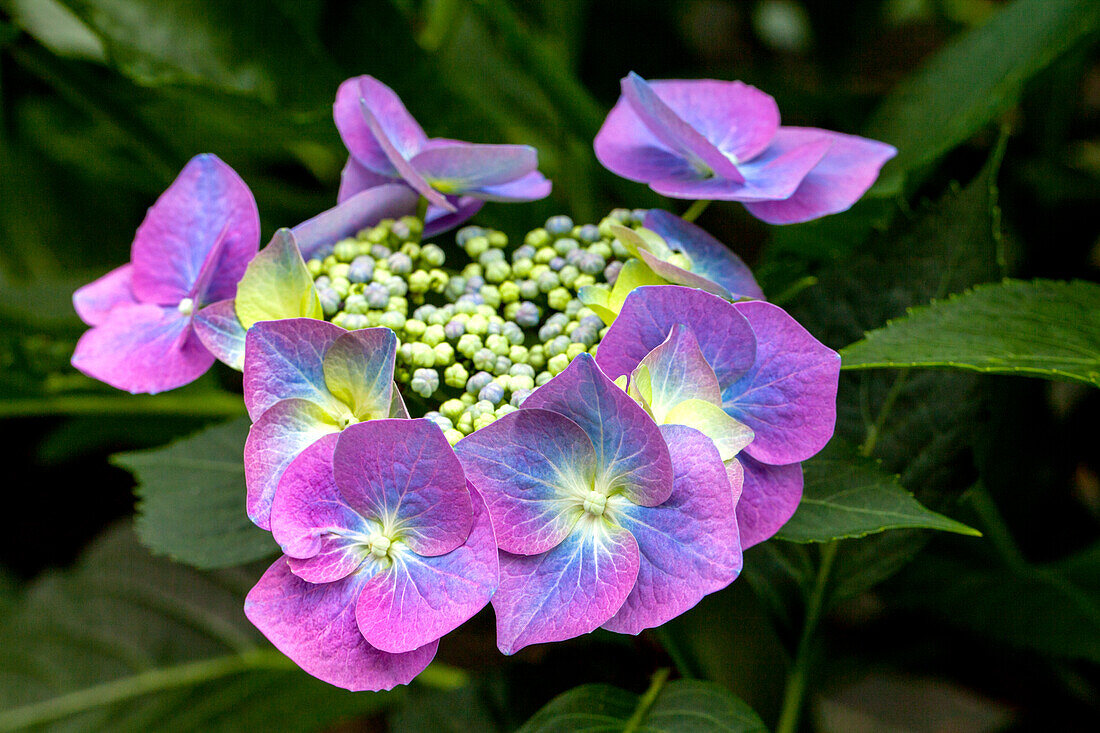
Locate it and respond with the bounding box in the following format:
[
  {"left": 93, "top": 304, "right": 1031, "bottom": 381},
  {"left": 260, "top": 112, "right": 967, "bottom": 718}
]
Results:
[
  {"left": 0, "top": 392, "right": 246, "bottom": 419},
  {"left": 622, "top": 668, "right": 671, "bottom": 733},
  {"left": 858, "top": 369, "right": 910, "bottom": 457},
  {"left": 681, "top": 199, "right": 711, "bottom": 222},
  {"left": 775, "top": 542, "right": 837, "bottom": 733}
]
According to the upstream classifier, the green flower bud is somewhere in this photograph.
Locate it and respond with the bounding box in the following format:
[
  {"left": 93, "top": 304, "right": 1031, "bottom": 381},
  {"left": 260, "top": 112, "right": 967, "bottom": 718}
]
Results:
[
  {"left": 512, "top": 257, "right": 534, "bottom": 279},
  {"left": 379, "top": 311, "right": 405, "bottom": 330},
  {"left": 548, "top": 353, "right": 569, "bottom": 375},
  {"left": 553, "top": 237, "right": 579, "bottom": 256},
  {"left": 457, "top": 333, "right": 482, "bottom": 358},
  {"left": 519, "top": 279, "right": 540, "bottom": 300},
  {"left": 478, "top": 248, "right": 505, "bottom": 266},
  {"left": 496, "top": 403, "right": 518, "bottom": 418},
  {"left": 323, "top": 254, "right": 338, "bottom": 271},
  {"left": 566, "top": 342, "right": 586, "bottom": 360},
  {"left": 588, "top": 241, "right": 613, "bottom": 260},
  {"left": 472, "top": 348, "right": 496, "bottom": 371},
  {"left": 473, "top": 413, "right": 496, "bottom": 431},
  {"left": 536, "top": 370, "right": 553, "bottom": 386},
  {"left": 480, "top": 285, "right": 502, "bottom": 308},
  {"left": 307, "top": 258, "right": 324, "bottom": 277},
  {"left": 329, "top": 263, "right": 351, "bottom": 281},
  {"left": 488, "top": 230, "right": 508, "bottom": 248},
  {"left": 420, "top": 243, "right": 445, "bottom": 267},
  {"left": 547, "top": 287, "right": 571, "bottom": 311},
  {"left": 565, "top": 298, "right": 585, "bottom": 316},
  {"left": 371, "top": 267, "right": 390, "bottom": 285},
  {"left": 444, "top": 362, "right": 468, "bottom": 388},
  {"left": 471, "top": 399, "right": 495, "bottom": 419},
  {"left": 385, "top": 276, "right": 408, "bottom": 297},
  {"left": 503, "top": 302, "right": 521, "bottom": 321},
  {"left": 422, "top": 324, "right": 446, "bottom": 347},
  {"left": 410, "top": 368, "right": 440, "bottom": 398},
  {"left": 409, "top": 342, "right": 436, "bottom": 368},
  {"left": 589, "top": 343, "right": 599, "bottom": 356},
  {"left": 440, "top": 398, "right": 465, "bottom": 421},
  {"left": 485, "top": 261, "right": 511, "bottom": 284},
  {"left": 444, "top": 429, "right": 464, "bottom": 446},
  {"left": 524, "top": 228, "right": 551, "bottom": 248},
  {"left": 509, "top": 374, "right": 535, "bottom": 392},
  {"left": 388, "top": 296, "right": 408, "bottom": 315},
  {"left": 408, "top": 269, "right": 431, "bottom": 294},
  {"left": 466, "top": 314, "right": 489, "bottom": 336},
  {"left": 399, "top": 241, "right": 421, "bottom": 260},
  {"left": 500, "top": 281, "right": 521, "bottom": 304},
  {"left": 404, "top": 319, "right": 427, "bottom": 339},
  {"left": 344, "top": 293, "right": 369, "bottom": 315},
  {"left": 485, "top": 333, "right": 509, "bottom": 356},
  {"left": 528, "top": 344, "right": 546, "bottom": 368},
  {"left": 399, "top": 215, "right": 424, "bottom": 238},
  {"left": 399, "top": 342, "right": 414, "bottom": 363},
  {"left": 476, "top": 304, "right": 496, "bottom": 318},
  {"left": 428, "top": 269, "right": 450, "bottom": 293},
  {"left": 461, "top": 263, "right": 483, "bottom": 279},
  {"left": 460, "top": 392, "right": 477, "bottom": 406},
  {"left": 534, "top": 247, "right": 556, "bottom": 264},
  {"left": 366, "top": 222, "right": 390, "bottom": 244},
  {"left": 559, "top": 265, "right": 580, "bottom": 288},
  {"left": 463, "top": 235, "right": 490, "bottom": 258},
  {"left": 456, "top": 412, "right": 474, "bottom": 433},
  {"left": 366, "top": 311, "right": 384, "bottom": 327},
  {"left": 433, "top": 342, "right": 455, "bottom": 365},
  {"left": 537, "top": 271, "right": 561, "bottom": 293}
]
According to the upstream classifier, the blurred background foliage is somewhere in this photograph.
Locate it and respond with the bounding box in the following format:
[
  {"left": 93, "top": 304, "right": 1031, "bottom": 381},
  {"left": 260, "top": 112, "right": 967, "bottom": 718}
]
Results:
[{"left": 0, "top": 0, "right": 1098, "bottom": 730}]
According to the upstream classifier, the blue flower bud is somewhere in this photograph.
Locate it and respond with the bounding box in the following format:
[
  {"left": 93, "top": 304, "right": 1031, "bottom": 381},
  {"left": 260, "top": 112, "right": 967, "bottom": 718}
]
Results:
[
  {"left": 518, "top": 279, "right": 540, "bottom": 300},
  {"left": 364, "top": 283, "right": 390, "bottom": 309},
  {"left": 444, "top": 319, "right": 465, "bottom": 341},
  {"left": 570, "top": 326, "right": 598, "bottom": 346},
  {"left": 547, "top": 312, "right": 569, "bottom": 327},
  {"left": 385, "top": 275, "right": 408, "bottom": 297},
  {"left": 317, "top": 287, "right": 342, "bottom": 317},
  {"left": 502, "top": 322, "right": 525, "bottom": 345},
  {"left": 423, "top": 411, "right": 453, "bottom": 431},
  {"left": 348, "top": 255, "right": 375, "bottom": 283},
  {"left": 456, "top": 225, "right": 485, "bottom": 247},
  {"left": 548, "top": 256, "right": 566, "bottom": 272},
  {"left": 577, "top": 224, "right": 601, "bottom": 243},
  {"left": 547, "top": 334, "right": 570, "bottom": 356},
  {"left": 565, "top": 299, "right": 584, "bottom": 316},
  {"left": 387, "top": 252, "right": 413, "bottom": 275},
  {"left": 493, "top": 355, "right": 512, "bottom": 375},
  {"left": 478, "top": 248, "right": 505, "bottom": 266},
  {"left": 513, "top": 244, "right": 536, "bottom": 261},
  {"left": 545, "top": 215, "right": 574, "bottom": 236},
  {"left": 465, "top": 275, "right": 485, "bottom": 292},
  {"left": 341, "top": 313, "right": 370, "bottom": 329},
  {"left": 370, "top": 244, "right": 392, "bottom": 259},
  {"left": 578, "top": 251, "right": 606, "bottom": 275},
  {"left": 538, "top": 321, "right": 562, "bottom": 341},
  {"left": 580, "top": 314, "right": 604, "bottom": 331},
  {"left": 511, "top": 388, "right": 532, "bottom": 407},
  {"left": 553, "top": 237, "right": 580, "bottom": 256},
  {"left": 466, "top": 370, "right": 493, "bottom": 395},
  {"left": 537, "top": 271, "right": 561, "bottom": 293},
  {"left": 411, "top": 368, "right": 440, "bottom": 397},
  {"left": 514, "top": 301, "right": 540, "bottom": 328},
  {"left": 604, "top": 260, "right": 623, "bottom": 284},
  {"left": 478, "top": 381, "right": 505, "bottom": 405},
  {"left": 472, "top": 348, "right": 496, "bottom": 371},
  {"left": 509, "top": 363, "right": 536, "bottom": 378}
]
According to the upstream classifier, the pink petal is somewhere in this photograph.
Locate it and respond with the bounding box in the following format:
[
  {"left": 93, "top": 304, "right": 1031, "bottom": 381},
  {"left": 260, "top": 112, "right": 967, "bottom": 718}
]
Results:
[{"left": 73, "top": 264, "right": 137, "bottom": 326}]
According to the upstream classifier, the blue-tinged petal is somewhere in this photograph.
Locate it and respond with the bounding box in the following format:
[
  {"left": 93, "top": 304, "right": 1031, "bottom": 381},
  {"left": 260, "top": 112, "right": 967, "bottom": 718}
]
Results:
[
  {"left": 73, "top": 264, "right": 136, "bottom": 326},
  {"left": 632, "top": 324, "right": 721, "bottom": 423},
  {"left": 193, "top": 299, "right": 246, "bottom": 370},
  {"left": 620, "top": 73, "right": 744, "bottom": 182},
  {"left": 493, "top": 519, "right": 640, "bottom": 654},
  {"left": 242, "top": 318, "right": 345, "bottom": 421},
  {"left": 245, "top": 398, "right": 340, "bottom": 531},
  {"left": 71, "top": 303, "right": 213, "bottom": 395},
  {"left": 455, "top": 408, "right": 593, "bottom": 555},
  {"left": 723, "top": 300, "right": 839, "bottom": 465},
  {"left": 737, "top": 454, "right": 802, "bottom": 548},
  {"left": 603, "top": 424, "right": 741, "bottom": 635},
  {"left": 334, "top": 420, "right": 473, "bottom": 557},
  {"left": 743, "top": 128, "right": 897, "bottom": 224},
  {"left": 596, "top": 285, "right": 756, "bottom": 391},
  {"left": 469, "top": 170, "right": 552, "bottom": 202},
  {"left": 356, "top": 486, "right": 498, "bottom": 654},
  {"left": 523, "top": 354, "right": 673, "bottom": 508},
  {"left": 131, "top": 154, "right": 259, "bottom": 306},
  {"left": 411, "top": 143, "right": 538, "bottom": 193},
  {"left": 422, "top": 197, "right": 485, "bottom": 238},
  {"left": 334, "top": 76, "right": 428, "bottom": 177},
  {"left": 337, "top": 157, "right": 397, "bottom": 203},
  {"left": 323, "top": 328, "right": 396, "bottom": 420},
  {"left": 245, "top": 557, "right": 438, "bottom": 692},
  {"left": 643, "top": 209, "right": 765, "bottom": 300},
  {"left": 294, "top": 183, "right": 419, "bottom": 260}
]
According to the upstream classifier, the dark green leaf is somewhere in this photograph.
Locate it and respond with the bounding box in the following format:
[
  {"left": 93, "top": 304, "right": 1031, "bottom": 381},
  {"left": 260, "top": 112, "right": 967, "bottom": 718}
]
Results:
[
  {"left": 866, "top": 0, "right": 1100, "bottom": 192},
  {"left": 840, "top": 279, "right": 1100, "bottom": 387},
  {"left": 0, "top": 526, "right": 402, "bottom": 732},
  {"left": 516, "top": 677, "right": 767, "bottom": 733},
  {"left": 115, "top": 418, "right": 277, "bottom": 570},
  {"left": 777, "top": 440, "right": 980, "bottom": 543}
]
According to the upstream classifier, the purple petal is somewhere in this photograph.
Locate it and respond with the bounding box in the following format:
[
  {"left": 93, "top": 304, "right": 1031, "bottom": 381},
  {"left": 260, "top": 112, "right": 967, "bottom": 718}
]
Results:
[
  {"left": 334, "top": 76, "right": 428, "bottom": 177},
  {"left": 642, "top": 78, "right": 780, "bottom": 164},
  {"left": 422, "top": 197, "right": 485, "bottom": 238},
  {"left": 245, "top": 398, "right": 339, "bottom": 530},
  {"left": 743, "top": 128, "right": 898, "bottom": 224},
  {"left": 737, "top": 455, "right": 803, "bottom": 548},
  {"left": 337, "top": 157, "right": 396, "bottom": 203},
  {"left": 470, "top": 170, "right": 552, "bottom": 202},
  {"left": 493, "top": 521, "right": 640, "bottom": 654},
  {"left": 71, "top": 303, "right": 212, "bottom": 394},
  {"left": 323, "top": 328, "right": 397, "bottom": 420},
  {"left": 650, "top": 134, "right": 831, "bottom": 202},
  {"left": 603, "top": 424, "right": 741, "bottom": 634},
  {"left": 334, "top": 420, "right": 473, "bottom": 557},
  {"left": 594, "top": 94, "right": 701, "bottom": 185},
  {"left": 245, "top": 557, "right": 437, "bottom": 692},
  {"left": 524, "top": 354, "right": 673, "bottom": 508},
  {"left": 643, "top": 210, "right": 765, "bottom": 300},
  {"left": 269, "top": 434, "right": 362, "bottom": 565},
  {"left": 633, "top": 246, "right": 733, "bottom": 299},
  {"left": 73, "top": 264, "right": 136, "bottom": 326},
  {"left": 633, "top": 324, "right": 722, "bottom": 422},
  {"left": 193, "top": 299, "right": 246, "bottom": 370},
  {"left": 723, "top": 301, "right": 839, "bottom": 465},
  {"left": 294, "top": 183, "right": 419, "bottom": 260},
  {"left": 130, "top": 154, "right": 259, "bottom": 306},
  {"left": 620, "top": 73, "right": 744, "bottom": 182},
  {"left": 411, "top": 143, "right": 538, "bottom": 193},
  {"left": 356, "top": 486, "right": 498, "bottom": 653},
  {"left": 597, "top": 285, "right": 756, "bottom": 388},
  {"left": 455, "top": 408, "right": 594, "bottom": 555},
  {"left": 242, "top": 318, "right": 345, "bottom": 421}
]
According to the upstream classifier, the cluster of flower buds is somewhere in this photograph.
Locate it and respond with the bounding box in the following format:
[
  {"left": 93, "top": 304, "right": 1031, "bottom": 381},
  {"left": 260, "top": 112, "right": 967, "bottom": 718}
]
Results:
[
  {"left": 300, "top": 210, "right": 657, "bottom": 444},
  {"left": 71, "top": 70, "right": 894, "bottom": 693}
]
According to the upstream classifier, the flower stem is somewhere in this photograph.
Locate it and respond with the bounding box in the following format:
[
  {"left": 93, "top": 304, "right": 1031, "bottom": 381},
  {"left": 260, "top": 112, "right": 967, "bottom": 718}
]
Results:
[
  {"left": 622, "top": 667, "right": 671, "bottom": 733},
  {"left": 681, "top": 199, "right": 711, "bottom": 222},
  {"left": 774, "top": 541, "right": 838, "bottom": 733}
]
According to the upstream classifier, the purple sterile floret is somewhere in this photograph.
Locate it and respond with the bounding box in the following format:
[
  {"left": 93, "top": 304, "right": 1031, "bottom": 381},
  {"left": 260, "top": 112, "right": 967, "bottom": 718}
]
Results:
[
  {"left": 457, "top": 354, "right": 741, "bottom": 654},
  {"left": 72, "top": 154, "right": 259, "bottom": 393},
  {"left": 598, "top": 285, "right": 839, "bottom": 547},
  {"left": 249, "top": 420, "right": 497, "bottom": 690},
  {"left": 242, "top": 318, "right": 400, "bottom": 530},
  {"left": 594, "top": 73, "right": 896, "bottom": 224},
  {"left": 334, "top": 75, "right": 551, "bottom": 236}
]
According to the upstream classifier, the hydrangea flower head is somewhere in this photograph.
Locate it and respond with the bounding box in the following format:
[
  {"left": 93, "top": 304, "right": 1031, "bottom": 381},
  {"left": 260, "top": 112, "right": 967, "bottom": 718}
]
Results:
[
  {"left": 594, "top": 73, "right": 897, "bottom": 224},
  {"left": 456, "top": 354, "right": 741, "bottom": 651},
  {"left": 243, "top": 319, "right": 408, "bottom": 529},
  {"left": 335, "top": 75, "right": 551, "bottom": 235},
  {"left": 597, "top": 285, "right": 840, "bottom": 546},
  {"left": 72, "top": 154, "right": 259, "bottom": 393},
  {"left": 246, "top": 419, "right": 497, "bottom": 691}
]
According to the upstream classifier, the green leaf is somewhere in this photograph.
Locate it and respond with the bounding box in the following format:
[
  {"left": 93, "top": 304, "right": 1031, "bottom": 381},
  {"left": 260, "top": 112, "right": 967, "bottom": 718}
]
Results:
[
  {"left": 516, "top": 675, "right": 767, "bottom": 733},
  {"left": 234, "top": 229, "right": 322, "bottom": 330},
  {"left": 841, "top": 279, "right": 1100, "bottom": 387},
  {"left": 866, "top": 0, "right": 1100, "bottom": 192},
  {"left": 0, "top": 526, "right": 403, "bottom": 732},
  {"left": 115, "top": 417, "right": 278, "bottom": 570},
  {"left": 777, "top": 440, "right": 980, "bottom": 543}
]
